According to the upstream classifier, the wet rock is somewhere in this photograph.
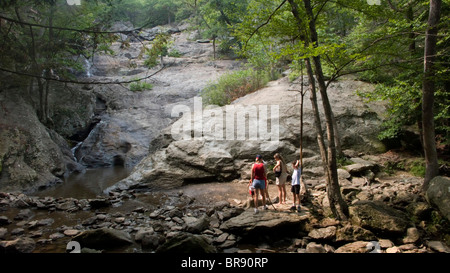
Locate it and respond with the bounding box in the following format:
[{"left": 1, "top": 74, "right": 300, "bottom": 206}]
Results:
[
  {"left": 425, "top": 176, "right": 450, "bottom": 221},
  {"left": 73, "top": 228, "right": 133, "bottom": 250},
  {"left": 156, "top": 233, "right": 217, "bottom": 253},
  {"left": 335, "top": 241, "right": 371, "bottom": 253},
  {"left": 0, "top": 237, "right": 36, "bottom": 253},
  {"left": 349, "top": 201, "right": 412, "bottom": 237}
]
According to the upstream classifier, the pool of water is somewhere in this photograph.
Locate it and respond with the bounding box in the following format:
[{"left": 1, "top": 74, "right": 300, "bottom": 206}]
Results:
[{"left": 36, "top": 166, "right": 132, "bottom": 199}]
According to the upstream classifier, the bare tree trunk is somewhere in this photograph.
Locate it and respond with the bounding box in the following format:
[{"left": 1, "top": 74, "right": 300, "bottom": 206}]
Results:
[
  {"left": 303, "top": 0, "right": 348, "bottom": 220},
  {"left": 422, "top": 0, "right": 441, "bottom": 191}
]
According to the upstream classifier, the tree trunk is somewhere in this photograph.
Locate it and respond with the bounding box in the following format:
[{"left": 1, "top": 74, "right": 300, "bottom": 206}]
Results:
[
  {"left": 303, "top": 0, "right": 348, "bottom": 220},
  {"left": 422, "top": 0, "right": 441, "bottom": 191}
]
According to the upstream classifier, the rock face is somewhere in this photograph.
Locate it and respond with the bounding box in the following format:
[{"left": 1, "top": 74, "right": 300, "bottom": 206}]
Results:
[
  {"left": 156, "top": 233, "right": 217, "bottom": 253},
  {"left": 107, "top": 77, "right": 387, "bottom": 193},
  {"left": 426, "top": 176, "right": 450, "bottom": 221}
]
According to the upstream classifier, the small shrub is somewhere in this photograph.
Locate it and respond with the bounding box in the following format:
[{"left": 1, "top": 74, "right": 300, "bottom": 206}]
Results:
[
  {"left": 129, "top": 81, "right": 153, "bottom": 92},
  {"left": 406, "top": 159, "right": 426, "bottom": 177},
  {"left": 201, "top": 68, "right": 270, "bottom": 106}
]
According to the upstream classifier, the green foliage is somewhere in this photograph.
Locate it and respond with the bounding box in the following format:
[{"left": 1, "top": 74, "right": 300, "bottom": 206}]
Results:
[
  {"left": 337, "top": 156, "right": 354, "bottom": 168},
  {"left": 201, "top": 68, "right": 270, "bottom": 106},
  {"left": 407, "top": 159, "right": 426, "bottom": 177},
  {"left": 144, "top": 34, "right": 169, "bottom": 68},
  {"left": 129, "top": 81, "right": 153, "bottom": 92}
]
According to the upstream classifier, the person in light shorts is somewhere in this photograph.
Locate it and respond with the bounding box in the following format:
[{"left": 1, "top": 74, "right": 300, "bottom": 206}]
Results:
[{"left": 273, "top": 153, "right": 288, "bottom": 204}]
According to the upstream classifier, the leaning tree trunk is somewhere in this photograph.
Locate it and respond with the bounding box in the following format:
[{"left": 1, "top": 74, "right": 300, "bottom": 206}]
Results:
[{"left": 422, "top": 0, "right": 442, "bottom": 191}]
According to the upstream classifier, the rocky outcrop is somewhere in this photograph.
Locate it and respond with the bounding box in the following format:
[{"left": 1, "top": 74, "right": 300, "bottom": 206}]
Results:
[
  {"left": 426, "top": 176, "right": 450, "bottom": 221},
  {"left": 0, "top": 91, "right": 70, "bottom": 192},
  {"left": 106, "top": 77, "right": 387, "bottom": 193}
]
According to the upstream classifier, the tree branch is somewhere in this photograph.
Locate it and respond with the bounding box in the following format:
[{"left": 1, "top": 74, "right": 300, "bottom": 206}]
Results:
[{"left": 244, "top": 0, "right": 288, "bottom": 50}]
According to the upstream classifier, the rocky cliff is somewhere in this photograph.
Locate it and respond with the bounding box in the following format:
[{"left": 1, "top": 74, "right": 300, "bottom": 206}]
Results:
[{"left": 106, "top": 75, "right": 388, "bottom": 193}]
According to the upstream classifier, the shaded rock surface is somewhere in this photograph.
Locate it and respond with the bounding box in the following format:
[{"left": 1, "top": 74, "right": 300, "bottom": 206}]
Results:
[{"left": 426, "top": 176, "right": 450, "bottom": 221}]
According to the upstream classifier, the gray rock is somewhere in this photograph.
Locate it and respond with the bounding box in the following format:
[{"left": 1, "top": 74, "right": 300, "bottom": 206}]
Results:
[
  {"left": 350, "top": 201, "right": 412, "bottom": 236},
  {"left": 426, "top": 176, "right": 450, "bottom": 221},
  {"left": 0, "top": 228, "right": 7, "bottom": 239},
  {"left": 73, "top": 228, "right": 133, "bottom": 249}
]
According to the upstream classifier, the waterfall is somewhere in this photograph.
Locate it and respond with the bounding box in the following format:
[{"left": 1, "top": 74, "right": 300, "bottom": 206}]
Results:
[{"left": 84, "top": 58, "right": 92, "bottom": 78}]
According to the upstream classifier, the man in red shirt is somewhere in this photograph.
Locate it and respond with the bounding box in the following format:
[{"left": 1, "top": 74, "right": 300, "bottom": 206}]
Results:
[{"left": 249, "top": 155, "right": 268, "bottom": 213}]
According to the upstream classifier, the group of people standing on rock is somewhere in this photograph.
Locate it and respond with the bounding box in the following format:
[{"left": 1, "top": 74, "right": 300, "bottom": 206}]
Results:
[{"left": 248, "top": 153, "right": 302, "bottom": 214}]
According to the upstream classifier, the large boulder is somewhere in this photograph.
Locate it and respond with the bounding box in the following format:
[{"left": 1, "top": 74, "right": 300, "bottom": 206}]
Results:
[
  {"left": 156, "top": 233, "right": 217, "bottom": 253},
  {"left": 425, "top": 176, "right": 450, "bottom": 221},
  {"left": 349, "top": 201, "right": 412, "bottom": 237},
  {"left": 73, "top": 228, "right": 133, "bottom": 250}
]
